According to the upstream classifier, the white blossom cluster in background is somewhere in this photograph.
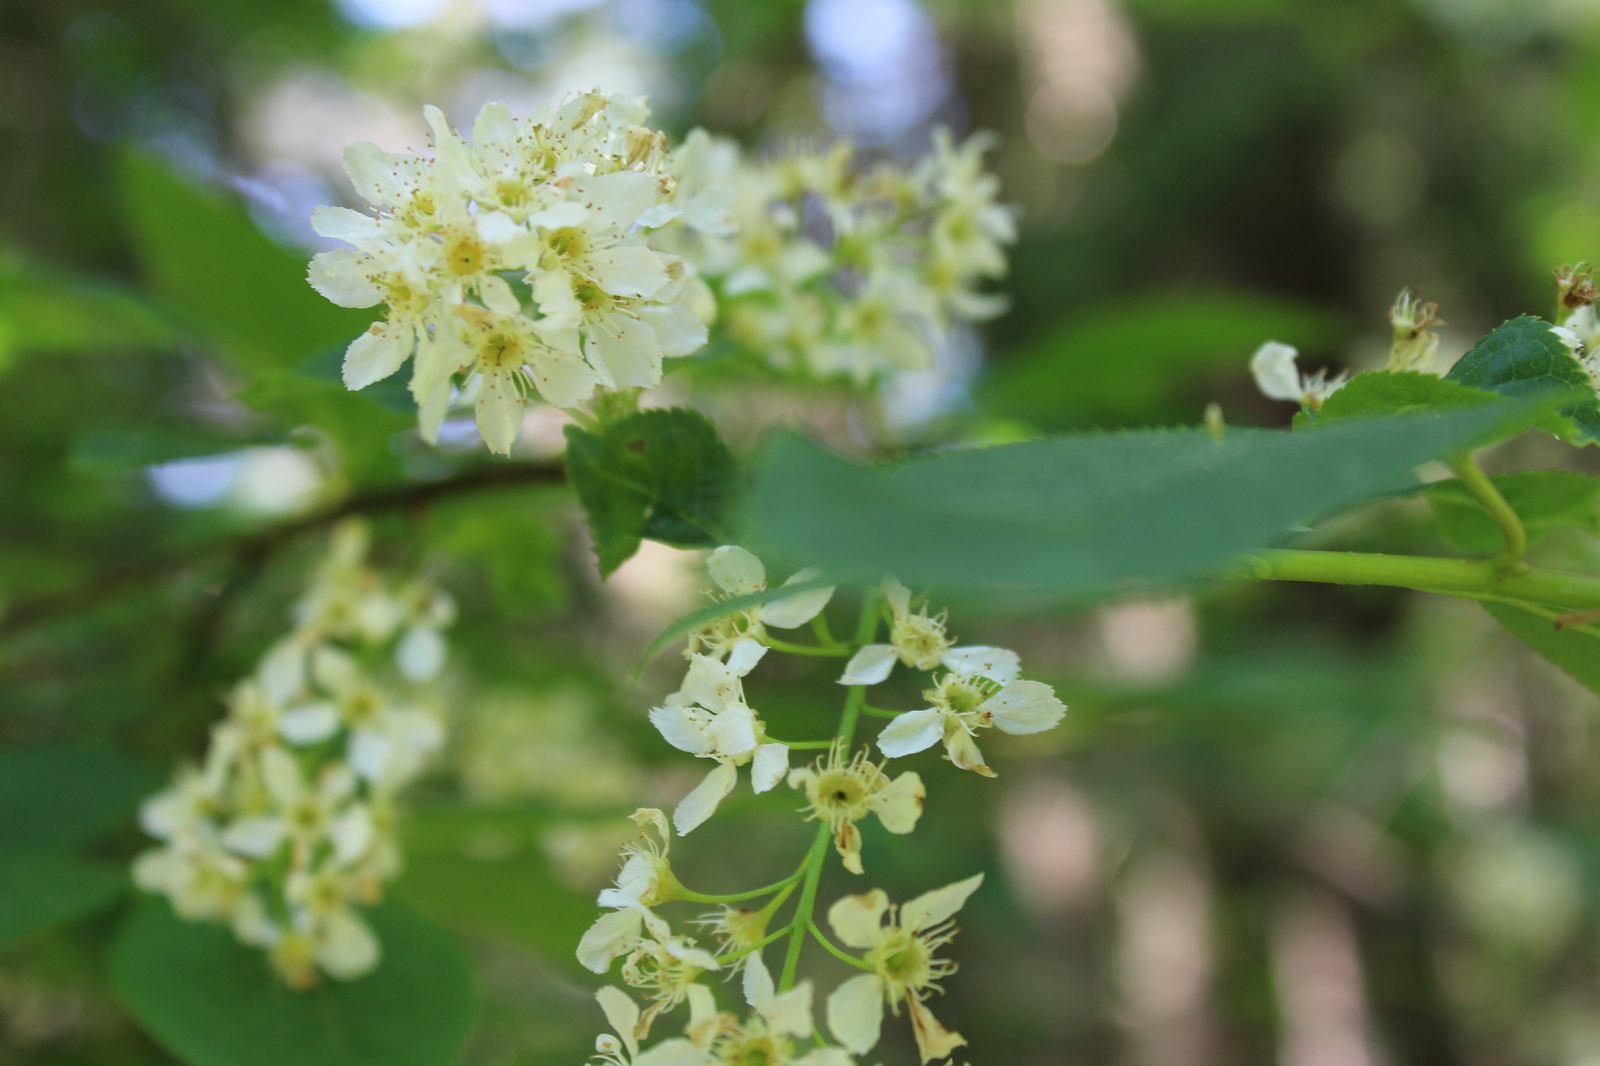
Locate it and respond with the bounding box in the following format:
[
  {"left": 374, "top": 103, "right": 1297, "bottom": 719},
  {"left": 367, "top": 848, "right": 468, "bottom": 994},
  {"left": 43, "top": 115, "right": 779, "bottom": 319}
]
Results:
[
  {"left": 133, "top": 521, "right": 453, "bottom": 987},
  {"left": 308, "top": 91, "right": 713, "bottom": 454},
  {"left": 305, "top": 93, "right": 1017, "bottom": 455},
  {"left": 658, "top": 128, "right": 1016, "bottom": 382},
  {"left": 576, "top": 548, "right": 1067, "bottom": 1066}
]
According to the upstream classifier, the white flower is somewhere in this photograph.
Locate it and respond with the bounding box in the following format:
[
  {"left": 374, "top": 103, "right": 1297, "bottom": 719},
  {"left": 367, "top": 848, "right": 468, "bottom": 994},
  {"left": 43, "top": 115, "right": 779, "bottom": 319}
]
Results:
[
  {"left": 875, "top": 654, "right": 1065, "bottom": 777},
  {"left": 1249, "top": 341, "right": 1346, "bottom": 410},
  {"left": 681, "top": 954, "right": 856, "bottom": 1066},
  {"left": 839, "top": 579, "right": 1016, "bottom": 687},
  {"left": 1387, "top": 290, "right": 1441, "bottom": 372},
  {"left": 824, "top": 875, "right": 983, "bottom": 1064},
  {"left": 787, "top": 744, "right": 924, "bottom": 874},
  {"left": 689, "top": 546, "right": 835, "bottom": 660},
  {"left": 650, "top": 639, "right": 789, "bottom": 835}
]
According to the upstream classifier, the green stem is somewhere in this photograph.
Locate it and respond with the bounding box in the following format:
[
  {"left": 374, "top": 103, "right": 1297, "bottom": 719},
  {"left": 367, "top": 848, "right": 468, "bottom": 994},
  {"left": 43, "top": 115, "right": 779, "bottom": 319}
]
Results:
[
  {"left": 779, "top": 823, "right": 831, "bottom": 991},
  {"left": 808, "top": 922, "right": 874, "bottom": 971},
  {"left": 764, "top": 636, "right": 852, "bottom": 658},
  {"left": 1449, "top": 453, "right": 1528, "bottom": 574},
  {"left": 673, "top": 870, "right": 804, "bottom": 905},
  {"left": 768, "top": 738, "right": 836, "bottom": 750},
  {"left": 1236, "top": 549, "right": 1600, "bottom": 610},
  {"left": 721, "top": 925, "right": 794, "bottom": 963},
  {"left": 811, "top": 614, "right": 840, "bottom": 649},
  {"left": 860, "top": 706, "right": 900, "bottom": 719}
]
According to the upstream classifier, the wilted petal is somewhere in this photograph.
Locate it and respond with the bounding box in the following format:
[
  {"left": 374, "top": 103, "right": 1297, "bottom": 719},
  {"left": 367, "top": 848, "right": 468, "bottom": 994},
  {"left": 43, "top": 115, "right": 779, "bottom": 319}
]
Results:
[
  {"left": 902, "top": 873, "right": 983, "bottom": 932},
  {"left": 827, "top": 889, "right": 888, "bottom": 950},
  {"left": 943, "top": 728, "right": 992, "bottom": 777},
  {"left": 876, "top": 710, "right": 944, "bottom": 758},
  {"left": 840, "top": 645, "right": 897, "bottom": 686},
  {"left": 983, "top": 679, "right": 1066, "bottom": 735},
  {"left": 1250, "top": 341, "right": 1304, "bottom": 402},
  {"left": 869, "top": 772, "right": 924, "bottom": 834},
  {"left": 941, "top": 645, "right": 1020, "bottom": 685},
  {"left": 906, "top": 995, "right": 967, "bottom": 1065},
  {"left": 826, "top": 973, "right": 885, "bottom": 1055},
  {"left": 673, "top": 761, "right": 738, "bottom": 835}
]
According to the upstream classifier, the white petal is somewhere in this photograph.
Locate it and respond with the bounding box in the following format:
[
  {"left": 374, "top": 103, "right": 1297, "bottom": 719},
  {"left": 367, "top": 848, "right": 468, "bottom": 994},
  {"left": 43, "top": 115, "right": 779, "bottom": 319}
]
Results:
[
  {"left": 673, "top": 762, "right": 738, "bottom": 835},
  {"left": 839, "top": 645, "right": 897, "bottom": 686},
  {"left": 1250, "top": 341, "right": 1305, "bottom": 402},
  {"left": 590, "top": 245, "right": 672, "bottom": 300},
  {"left": 709, "top": 704, "right": 758, "bottom": 757},
  {"left": 765, "top": 983, "right": 814, "bottom": 1039},
  {"left": 902, "top": 872, "right": 983, "bottom": 932},
  {"left": 637, "top": 302, "right": 708, "bottom": 357},
  {"left": 636, "top": 1038, "right": 709, "bottom": 1066},
  {"left": 532, "top": 268, "right": 582, "bottom": 330},
  {"left": 826, "top": 889, "right": 888, "bottom": 950},
  {"left": 577, "top": 170, "right": 661, "bottom": 229},
  {"left": 528, "top": 338, "right": 602, "bottom": 410},
  {"left": 220, "top": 816, "right": 285, "bottom": 858},
  {"left": 680, "top": 655, "right": 739, "bottom": 712},
  {"left": 585, "top": 316, "right": 662, "bottom": 389},
  {"left": 868, "top": 772, "right": 924, "bottom": 834},
  {"left": 330, "top": 805, "right": 374, "bottom": 863},
  {"left": 310, "top": 205, "right": 386, "bottom": 246},
  {"left": 308, "top": 250, "right": 383, "bottom": 309},
  {"left": 707, "top": 546, "right": 766, "bottom": 595},
  {"left": 396, "top": 625, "right": 447, "bottom": 683},
  {"left": 474, "top": 366, "right": 525, "bottom": 455},
  {"left": 794, "top": 1050, "right": 853, "bottom": 1066},
  {"left": 596, "top": 986, "right": 641, "bottom": 1057},
  {"left": 578, "top": 908, "right": 644, "bottom": 973},
  {"left": 761, "top": 570, "right": 835, "bottom": 630},
  {"left": 260, "top": 745, "right": 304, "bottom": 805},
  {"left": 984, "top": 679, "right": 1066, "bottom": 735},
  {"left": 479, "top": 273, "right": 522, "bottom": 315},
  {"left": 312, "top": 645, "right": 360, "bottom": 694},
  {"left": 525, "top": 202, "right": 591, "bottom": 230},
  {"left": 649, "top": 703, "right": 713, "bottom": 756},
  {"left": 750, "top": 743, "right": 789, "bottom": 793},
  {"left": 881, "top": 577, "right": 912, "bottom": 617},
  {"left": 348, "top": 729, "right": 392, "bottom": 782},
  {"left": 876, "top": 710, "right": 944, "bottom": 758},
  {"left": 941, "top": 645, "right": 1020, "bottom": 685},
  {"left": 258, "top": 641, "right": 305, "bottom": 704},
  {"left": 343, "top": 325, "right": 413, "bottom": 390},
  {"left": 826, "top": 973, "right": 885, "bottom": 1055},
  {"left": 342, "top": 141, "right": 409, "bottom": 207},
  {"left": 279, "top": 702, "right": 340, "bottom": 745},
  {"left": 742, "top": 951, "right": 775, "bottom": 1010},
  {"left": 725, "top": 637, "right": 768, "bottom": 676},
  {"left": 315, "top": 909, "right": 381, "bottom": 980}
]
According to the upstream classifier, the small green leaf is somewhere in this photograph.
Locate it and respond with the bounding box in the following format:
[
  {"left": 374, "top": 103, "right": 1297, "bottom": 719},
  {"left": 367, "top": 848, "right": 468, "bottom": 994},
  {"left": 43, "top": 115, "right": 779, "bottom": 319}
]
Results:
[
  {"left": 565, "top": 408, "right": 738, "bottom": 575},
  {"left": 1482, "top": 601, "right": 1600, "bottom": 700},
  {"left": 1445, "top": 316, "right": 1600, "bottom": 445},
  {"left": 1425, "top": 470, "right": 1600, "bottom": 555},
  {"left": 0, "top": 854, "right": 127, "bottom": 948},
  {"left": 112, "top": 898, "right": 475, "bottom": 1066},
  {"left": 0, "top": 745, "right": 162, "bottom": 853},
  {"left": 745, "top": 401, "right": 1545, "bottom": 598}
]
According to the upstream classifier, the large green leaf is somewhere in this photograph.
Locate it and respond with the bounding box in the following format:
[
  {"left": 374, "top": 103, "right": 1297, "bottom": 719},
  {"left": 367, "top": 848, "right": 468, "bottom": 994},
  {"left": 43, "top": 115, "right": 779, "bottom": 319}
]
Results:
[
  {"left": 0, "top": 253, "right": 173, "bottom": 373},
  {"left": 1445, "top": 316, "right": 1600, "bottom": 445},
  {"left": 985, "top": 289, "right": 1341, "bottom": 429},
  {"left": 116, "top": 150, "right": 370, "bottom": 374},
  {"left": 1425, "top": 471, "right": 1600, "bottom": 555},
  {"left": 0, "top": 745, "right": 161, "bottom": 853},
  {"left": 0, "top": 855, "right": 127, "bottom": 948},
  {"left": 111, "top": 898, "right": 475, "bottom": 1066},
  {"left": 565, "top": 407, "right": 739, "bottom": 575},
  {"left": 1482, "top": 601, "right": 1600, "bottom": 700},
  {"left": 745, "top": 403, "right": 1542, "bottom": 597}
]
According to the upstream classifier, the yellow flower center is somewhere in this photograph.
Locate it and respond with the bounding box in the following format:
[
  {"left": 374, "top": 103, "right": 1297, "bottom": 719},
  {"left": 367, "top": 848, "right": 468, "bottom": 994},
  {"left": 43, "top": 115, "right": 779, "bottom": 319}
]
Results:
[{"left": 871, "top": 926, "right": 932, "bottom": 993}]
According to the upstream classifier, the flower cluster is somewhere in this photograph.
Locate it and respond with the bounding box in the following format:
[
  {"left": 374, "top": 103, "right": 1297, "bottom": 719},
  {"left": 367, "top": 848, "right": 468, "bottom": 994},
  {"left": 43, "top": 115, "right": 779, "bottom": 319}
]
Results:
[
  {"left": 308, "top": 92, "right": 710, "bottom": 453},
  {"left": 578, "top": 549, "right": 1068, "bottom": 1064},
  {"left": 1249, "top": 340, "right": 1346, "bottom": 410},
  {"left": 132, "top": 522, "right": 451, "bottom": 987},
  {"left": 658, "top": 128, "right": 1015, "bottom": 381}
]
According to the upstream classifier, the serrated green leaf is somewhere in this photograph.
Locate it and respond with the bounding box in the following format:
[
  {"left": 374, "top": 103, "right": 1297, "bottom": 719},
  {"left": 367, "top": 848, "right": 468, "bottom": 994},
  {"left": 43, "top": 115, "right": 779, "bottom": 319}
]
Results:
[
  {"left": 745, "top": 402, "right": 1542, "bottom": 598},
  {"left": 565, "top": 408, "right": 738, "bottom": 575},
  {"left": 1482, "top": 601, "right": 1600, "bottom": 699},
  {"left": 111, "top": 898, "right": 475, "bottom": 1066},
  {"left": 0, "top": 745, "right": 162, "bottom": 853},
  {"left": 0, "top": 855, "right": 127, "bottom": 948},
  {"left": 1424, "top": 470, "right": 1600, "bottom": 555},
  {"left": 116, "top": 150, "right": 370, "bottom": 374},
  {"left": 1445, "top": 316, "right": 1600, "bottom": 445}
]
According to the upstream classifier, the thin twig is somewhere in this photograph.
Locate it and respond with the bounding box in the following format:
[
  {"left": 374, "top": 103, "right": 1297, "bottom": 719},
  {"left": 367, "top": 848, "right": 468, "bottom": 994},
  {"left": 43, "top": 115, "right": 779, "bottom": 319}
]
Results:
[{"left": 0, "top": 461, "right": 565, "bottom": 639}]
